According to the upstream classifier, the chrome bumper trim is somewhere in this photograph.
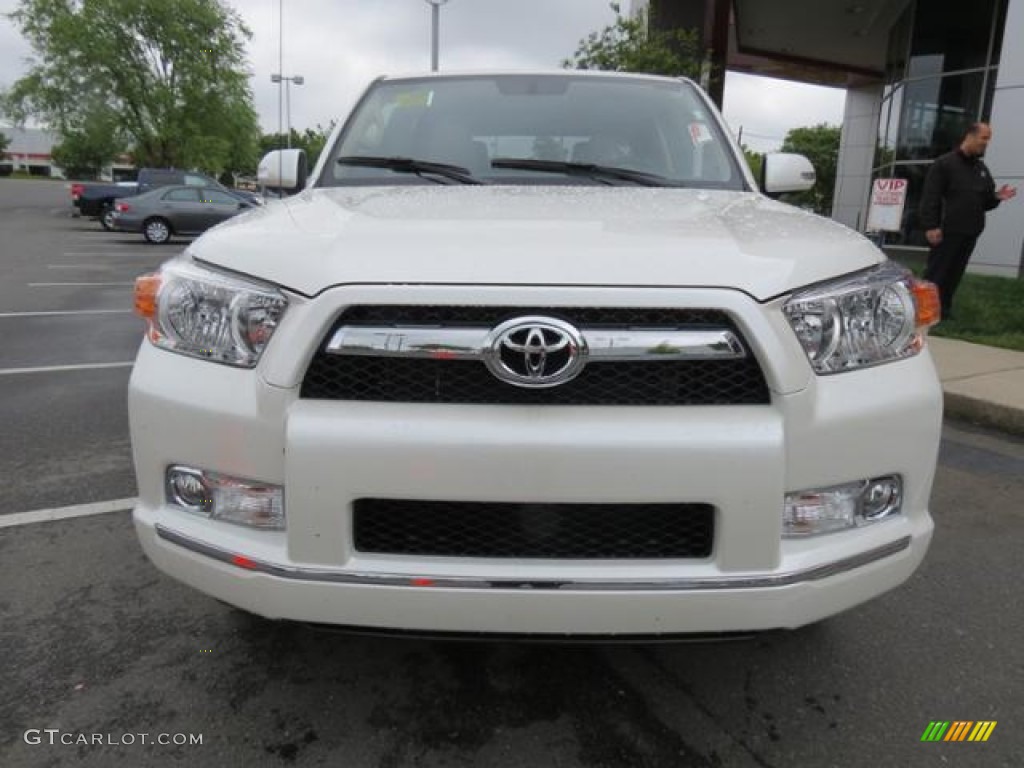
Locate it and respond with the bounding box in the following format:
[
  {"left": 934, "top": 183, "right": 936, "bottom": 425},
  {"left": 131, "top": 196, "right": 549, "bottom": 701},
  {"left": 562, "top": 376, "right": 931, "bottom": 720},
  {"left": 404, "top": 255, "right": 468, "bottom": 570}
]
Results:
[
  {"left": 326, "top": 326, "right": 746, "bottom": 362},
  {"left": 155, "top": 525, "right": 910, "bottom": 591}
]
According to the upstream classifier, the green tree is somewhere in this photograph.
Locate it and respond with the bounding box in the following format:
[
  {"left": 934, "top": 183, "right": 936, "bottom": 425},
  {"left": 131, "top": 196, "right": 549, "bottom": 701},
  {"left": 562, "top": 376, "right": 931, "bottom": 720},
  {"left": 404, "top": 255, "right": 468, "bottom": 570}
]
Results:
[
  {"left": 50, "top": 107, "right": 124, "bottom": 178},
  {"left": 0, "top": 131, "right": 9, "bottom": 155},
  {"left": 2, "top": 0, "right": 259, "bottom": 175},
  {"left": 780, "top": 123, "right": 841, "bottom": 215},
  {"left": 563, "top": 2, "right": 702, "bottom": 78},
  {"left": 740, "top": 143, "right": 762, "bottom": 181}
]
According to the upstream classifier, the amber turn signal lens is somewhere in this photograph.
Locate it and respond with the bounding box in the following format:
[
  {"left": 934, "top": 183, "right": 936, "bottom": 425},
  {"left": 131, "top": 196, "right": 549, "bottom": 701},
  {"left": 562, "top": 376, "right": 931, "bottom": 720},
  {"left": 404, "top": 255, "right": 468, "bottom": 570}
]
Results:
[
  {"left": 134, "top": 273, "right": 161, "bottom": 319},
  {"left": 911, "top": 279, "right": 941, "bottom": 328}
]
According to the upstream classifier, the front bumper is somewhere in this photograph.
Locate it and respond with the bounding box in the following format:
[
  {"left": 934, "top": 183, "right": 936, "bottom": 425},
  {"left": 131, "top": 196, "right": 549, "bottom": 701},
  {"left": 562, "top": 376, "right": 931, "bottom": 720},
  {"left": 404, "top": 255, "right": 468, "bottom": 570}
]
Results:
[
  {"left": 136, "top": 518, "right": 928, "bottom": 635},
  {"left": 129, "top": 285, "right": 943, "bottom": 635}
]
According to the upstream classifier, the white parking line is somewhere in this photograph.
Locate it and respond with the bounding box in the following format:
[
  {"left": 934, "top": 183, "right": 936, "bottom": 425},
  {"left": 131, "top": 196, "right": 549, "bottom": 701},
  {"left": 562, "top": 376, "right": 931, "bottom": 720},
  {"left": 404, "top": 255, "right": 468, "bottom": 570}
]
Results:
[
  {"left": 0, "top": 497, "right": 137, "bottom": 529},
  {"left": 29, "top": 282, "right": 135, "bottom": 287},
  {"left": 0, "top": 362, "right": 134, "bottom": 376},
  {"left": 48, "top": 264, "right": 117, "bottom": 269},
  {"left": 61, "top": 252, "right": 154, "bottom": 257},
  {"left": 61, "top": 250, "right": 125, "bottom": 254},
  {"left": 0, "top": 310, "right": 132, "bottom": 318}
]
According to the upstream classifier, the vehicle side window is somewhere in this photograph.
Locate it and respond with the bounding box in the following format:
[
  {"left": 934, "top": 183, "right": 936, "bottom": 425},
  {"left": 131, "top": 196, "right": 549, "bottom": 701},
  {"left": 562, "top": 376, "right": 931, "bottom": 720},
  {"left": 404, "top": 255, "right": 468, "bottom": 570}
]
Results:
[
  {"left": 202, "top": 189, "right": 240, "bottom": 205},
  {"left": 162, "top": 188, "right": 200, "bottom": 202},
  {"left": 145, "top": 171, "right": 178, "bottom": 187},
  {"left": 184, "top": 174, "right": 211, "bottom": 187}
]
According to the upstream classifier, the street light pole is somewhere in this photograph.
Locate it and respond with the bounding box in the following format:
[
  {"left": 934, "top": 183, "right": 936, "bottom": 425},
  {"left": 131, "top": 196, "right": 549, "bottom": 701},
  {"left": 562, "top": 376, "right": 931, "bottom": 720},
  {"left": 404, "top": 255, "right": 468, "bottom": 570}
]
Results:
[
  {"left": 272, "top": 74, "right": 304, "bottom": 148},
  {"left": 276, "top": 0, "right": 284, "bottom": 185},
  {"left": 278, "top": 0, "right": 284, "bottom": 147},
  {"left": 284, "top": 75, "right": 304, "bottom": 147},
  {"left": 424, "top": 0, "right": 449, "bottom": 72},
  {"left": 271, "top": 72, "right": 283, "bottom": 147}
]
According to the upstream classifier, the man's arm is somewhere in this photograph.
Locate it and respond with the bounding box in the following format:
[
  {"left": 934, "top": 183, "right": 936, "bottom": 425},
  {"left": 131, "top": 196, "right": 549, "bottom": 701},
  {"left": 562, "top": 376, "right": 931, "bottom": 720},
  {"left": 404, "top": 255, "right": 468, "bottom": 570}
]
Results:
[
  {"left": 983, "top": 162, "right": 1002, "bottom": 211},
  {"left": 918, "top": 159, "right": 946, "bottom": 245}
]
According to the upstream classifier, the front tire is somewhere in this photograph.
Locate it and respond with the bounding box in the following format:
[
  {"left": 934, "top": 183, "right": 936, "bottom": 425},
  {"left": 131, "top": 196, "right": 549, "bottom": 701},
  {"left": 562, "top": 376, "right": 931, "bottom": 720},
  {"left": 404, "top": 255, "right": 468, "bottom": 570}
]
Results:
[{"left": 143, "top": 217, "right": 172, "bottom": 245}]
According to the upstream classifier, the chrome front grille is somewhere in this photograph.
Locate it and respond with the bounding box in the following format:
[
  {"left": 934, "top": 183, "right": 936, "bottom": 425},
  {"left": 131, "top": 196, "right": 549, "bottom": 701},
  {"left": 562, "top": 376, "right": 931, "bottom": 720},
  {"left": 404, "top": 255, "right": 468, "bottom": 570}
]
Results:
[{"left": 300, "top": 306, "right": 770, "bottom": 405}]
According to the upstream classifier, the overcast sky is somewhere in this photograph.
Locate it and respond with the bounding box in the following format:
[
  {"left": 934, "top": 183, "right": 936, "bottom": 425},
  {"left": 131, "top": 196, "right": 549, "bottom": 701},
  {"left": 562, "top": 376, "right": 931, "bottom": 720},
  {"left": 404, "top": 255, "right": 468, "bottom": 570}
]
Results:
[{"left": 0, "top": 0, "right": 846, "bottom": 153}]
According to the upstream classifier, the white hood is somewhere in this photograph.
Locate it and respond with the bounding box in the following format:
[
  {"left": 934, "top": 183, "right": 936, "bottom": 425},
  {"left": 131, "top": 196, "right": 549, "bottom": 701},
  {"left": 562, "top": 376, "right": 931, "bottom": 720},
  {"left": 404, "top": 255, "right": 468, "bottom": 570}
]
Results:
[{"left": 191, "top": 186, "right": 883, "bottom": 301}]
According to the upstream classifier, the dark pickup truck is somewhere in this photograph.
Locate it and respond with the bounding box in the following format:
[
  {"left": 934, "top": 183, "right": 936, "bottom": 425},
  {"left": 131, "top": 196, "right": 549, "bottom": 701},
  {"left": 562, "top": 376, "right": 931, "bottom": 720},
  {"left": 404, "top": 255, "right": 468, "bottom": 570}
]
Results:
[{"left": 71, "top": 168, "right": 262, "bottom": 230}]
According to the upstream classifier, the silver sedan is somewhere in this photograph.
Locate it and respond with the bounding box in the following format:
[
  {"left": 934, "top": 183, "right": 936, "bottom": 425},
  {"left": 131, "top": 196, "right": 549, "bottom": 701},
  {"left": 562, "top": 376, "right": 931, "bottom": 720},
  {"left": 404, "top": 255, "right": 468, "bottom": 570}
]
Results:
[{"left": 111, "top": 185, "right": 255, "bottom": 244}]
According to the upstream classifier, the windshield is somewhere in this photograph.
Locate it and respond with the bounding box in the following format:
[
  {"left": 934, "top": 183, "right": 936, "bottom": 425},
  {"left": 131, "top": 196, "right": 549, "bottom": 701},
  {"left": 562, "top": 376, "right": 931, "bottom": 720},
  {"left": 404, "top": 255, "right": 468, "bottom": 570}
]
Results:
[{"left": 319, "top": 74, "right": 747, "bottom": 190}]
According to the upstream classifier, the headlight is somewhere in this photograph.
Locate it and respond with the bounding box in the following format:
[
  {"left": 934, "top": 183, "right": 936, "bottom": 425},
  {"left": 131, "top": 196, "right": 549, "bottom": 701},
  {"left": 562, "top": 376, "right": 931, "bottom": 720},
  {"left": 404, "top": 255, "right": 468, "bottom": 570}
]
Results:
[
  {"left": 783, "top": 261, "right": 939, "bottom": 374},
  {"left": 134, "top": 258, "right": 287, "bottom": 367}
]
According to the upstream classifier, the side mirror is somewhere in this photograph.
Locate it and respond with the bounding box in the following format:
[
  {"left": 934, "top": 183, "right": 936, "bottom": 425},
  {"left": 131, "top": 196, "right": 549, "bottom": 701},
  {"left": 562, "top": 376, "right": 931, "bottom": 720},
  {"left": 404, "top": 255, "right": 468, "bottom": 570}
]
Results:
[
  {"left": 759, "top": 153, "right": 816, "bottom": 197},
  {"left": 257, "top": 149, "right": 308, "bottom": 195}
]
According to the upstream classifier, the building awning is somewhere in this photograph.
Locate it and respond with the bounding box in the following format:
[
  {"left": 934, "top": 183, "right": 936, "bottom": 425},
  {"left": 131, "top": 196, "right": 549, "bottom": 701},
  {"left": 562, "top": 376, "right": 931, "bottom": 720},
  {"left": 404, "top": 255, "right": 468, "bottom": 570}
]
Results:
[{"left": 653, "top": 0, "right": 913, "bottom": 87}]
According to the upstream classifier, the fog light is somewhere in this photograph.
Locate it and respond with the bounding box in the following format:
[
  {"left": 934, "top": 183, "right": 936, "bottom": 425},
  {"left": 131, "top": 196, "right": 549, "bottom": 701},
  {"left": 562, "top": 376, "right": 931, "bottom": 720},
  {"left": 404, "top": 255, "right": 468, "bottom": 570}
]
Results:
[
  {"left": 784, "top": 475, "right": 902, "bottom": 537},
  {"left": 166, "top": 466, "right": 285, "bottom": 530},
  {"left": 861, "top": 477, "right": 902, "bottom": 521},
  {"left": 167, "top": 468, "right": 213, "bottom": 513}
]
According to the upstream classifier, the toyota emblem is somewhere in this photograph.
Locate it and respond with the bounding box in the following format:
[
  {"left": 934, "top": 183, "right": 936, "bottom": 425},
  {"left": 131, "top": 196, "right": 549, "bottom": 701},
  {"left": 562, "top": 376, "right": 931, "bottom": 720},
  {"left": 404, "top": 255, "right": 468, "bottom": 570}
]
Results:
[{"left": 483, "top": 316, "right": 587, "bottom": 388}]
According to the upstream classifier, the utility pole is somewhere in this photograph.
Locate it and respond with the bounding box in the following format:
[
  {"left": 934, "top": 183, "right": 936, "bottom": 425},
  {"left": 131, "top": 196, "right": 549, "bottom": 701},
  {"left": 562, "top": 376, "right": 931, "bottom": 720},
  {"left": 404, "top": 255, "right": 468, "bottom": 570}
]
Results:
[
  {"left": 278, "top": 0, "right": 284, "bottom": 145},
  {"left": 424, "top": 0, "right": 450, "bottom": 72}
]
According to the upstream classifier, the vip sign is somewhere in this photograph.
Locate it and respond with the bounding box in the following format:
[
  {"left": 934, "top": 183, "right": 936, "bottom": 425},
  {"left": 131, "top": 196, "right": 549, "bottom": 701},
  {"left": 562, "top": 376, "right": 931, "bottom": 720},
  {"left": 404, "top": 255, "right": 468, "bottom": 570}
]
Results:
[{"left": 867, "top": 178, "right": 908, "bottom": 232}]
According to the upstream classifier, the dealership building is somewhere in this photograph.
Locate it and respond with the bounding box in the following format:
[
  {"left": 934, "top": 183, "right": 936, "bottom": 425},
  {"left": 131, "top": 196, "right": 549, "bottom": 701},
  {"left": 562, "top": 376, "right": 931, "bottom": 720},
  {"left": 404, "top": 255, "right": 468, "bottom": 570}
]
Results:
[
  {"left": 0, "top": 124, "right": 135, "bottom": 180},
  {"left": 644, "top": 0, "right": 1023, "bottom": 277},
  {"left": 0, "top": 125, "right": 61, "bottom": 177}
]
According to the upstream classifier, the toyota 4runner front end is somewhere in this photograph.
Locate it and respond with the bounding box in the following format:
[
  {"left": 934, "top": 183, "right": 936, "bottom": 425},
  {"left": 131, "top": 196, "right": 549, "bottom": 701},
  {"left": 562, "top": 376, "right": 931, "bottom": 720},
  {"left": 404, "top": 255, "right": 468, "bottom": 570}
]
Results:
[{"left": 129, "top": 72, "right": 943, "bottom": 637}]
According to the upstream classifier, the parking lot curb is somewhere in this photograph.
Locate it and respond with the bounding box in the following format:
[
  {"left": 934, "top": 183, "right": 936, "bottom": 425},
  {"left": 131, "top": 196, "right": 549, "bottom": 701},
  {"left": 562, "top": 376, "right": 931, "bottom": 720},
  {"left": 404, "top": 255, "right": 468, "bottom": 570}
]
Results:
[{"left": 943, "top": 392, "right": 1024, "bottom": 438}]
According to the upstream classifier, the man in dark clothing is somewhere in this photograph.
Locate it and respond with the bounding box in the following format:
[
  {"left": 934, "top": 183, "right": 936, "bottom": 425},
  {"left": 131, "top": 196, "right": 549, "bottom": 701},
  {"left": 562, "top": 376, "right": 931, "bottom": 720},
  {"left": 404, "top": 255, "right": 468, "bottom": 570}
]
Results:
[{"left": 918, "top": 122, "right": 1016, "bottom": 319}]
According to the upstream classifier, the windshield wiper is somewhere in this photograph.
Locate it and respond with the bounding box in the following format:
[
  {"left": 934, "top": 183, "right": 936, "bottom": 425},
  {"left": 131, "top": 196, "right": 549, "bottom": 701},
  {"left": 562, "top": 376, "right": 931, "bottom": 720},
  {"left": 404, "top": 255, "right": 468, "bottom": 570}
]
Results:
[
  {"left": 336, "top": 156, "right": 484, "bottom": 185},
  {"left": 490, "top": 158, "right": 673, "bottom": 187}
]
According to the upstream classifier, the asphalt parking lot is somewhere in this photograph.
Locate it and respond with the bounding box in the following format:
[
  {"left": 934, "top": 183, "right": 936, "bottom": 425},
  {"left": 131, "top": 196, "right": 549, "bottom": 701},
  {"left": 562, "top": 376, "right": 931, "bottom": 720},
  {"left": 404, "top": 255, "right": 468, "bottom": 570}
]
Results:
[
  {"left": 0, "top": 181, "right": 156, "bottom": 514},
  {"left": 1, "top": 178, "right": 1023, "bottom": 767}
]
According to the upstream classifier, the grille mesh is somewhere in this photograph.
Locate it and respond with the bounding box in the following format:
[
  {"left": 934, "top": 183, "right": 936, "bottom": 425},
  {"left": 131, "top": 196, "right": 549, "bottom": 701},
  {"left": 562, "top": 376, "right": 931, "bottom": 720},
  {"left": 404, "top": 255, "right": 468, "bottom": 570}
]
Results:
[
  {"left": 300, "top": 306, "right": 770, "bottom": 405},
  {"left": 353, "top": 499, "right": 715, "bottom": 559}
]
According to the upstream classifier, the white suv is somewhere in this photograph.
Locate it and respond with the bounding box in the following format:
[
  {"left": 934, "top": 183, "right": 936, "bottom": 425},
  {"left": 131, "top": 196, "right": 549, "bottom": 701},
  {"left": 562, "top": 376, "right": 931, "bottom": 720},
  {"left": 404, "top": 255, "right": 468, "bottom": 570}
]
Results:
[{"left": 130, "top": 72, "right": 943, "bottom": 637}]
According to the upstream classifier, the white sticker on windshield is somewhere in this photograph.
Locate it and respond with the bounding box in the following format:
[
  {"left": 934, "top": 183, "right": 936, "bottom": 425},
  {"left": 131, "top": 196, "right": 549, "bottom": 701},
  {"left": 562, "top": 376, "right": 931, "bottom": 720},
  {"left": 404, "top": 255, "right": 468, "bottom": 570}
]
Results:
[{"left": 689, "top": 122, "right": 713, "bottom": 145}]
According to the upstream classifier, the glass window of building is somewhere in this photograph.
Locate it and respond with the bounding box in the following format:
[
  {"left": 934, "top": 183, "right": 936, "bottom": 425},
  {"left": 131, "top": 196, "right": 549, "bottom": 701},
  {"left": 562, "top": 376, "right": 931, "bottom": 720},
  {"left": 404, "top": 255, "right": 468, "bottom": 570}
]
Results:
[
  {"left": 885, "top": 6, "right": 912, "bottom": 82},
  {"left": 874, "top": 0, "right": 1006, "bottom": 247},
  {"left": 895, "top": 73, "right": 986, "bottom": 161},
  {"left": 874, "top": 84, "right": 902, "bottom": 173},
  {"left": 908, "top": 0, "right": 999, "bottom": 77},
  {"left": 991, "top": 0, "right": 1008, "bottom": 63}
]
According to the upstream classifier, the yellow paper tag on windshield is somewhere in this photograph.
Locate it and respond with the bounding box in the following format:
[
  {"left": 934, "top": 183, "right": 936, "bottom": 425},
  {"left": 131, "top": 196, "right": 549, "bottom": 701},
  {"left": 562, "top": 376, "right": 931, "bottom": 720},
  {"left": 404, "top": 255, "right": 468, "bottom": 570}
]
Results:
[{"left": 395, "top": 90, "right": 434, "bottom": 107}]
